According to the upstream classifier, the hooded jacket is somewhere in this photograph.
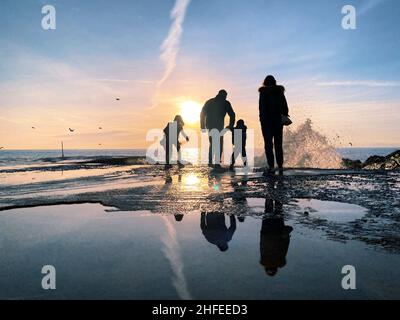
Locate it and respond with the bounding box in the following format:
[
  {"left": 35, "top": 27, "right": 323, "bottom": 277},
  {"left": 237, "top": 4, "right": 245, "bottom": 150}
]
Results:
[{"left": 259, "top": 85, "right": 289, "bottom": 129}]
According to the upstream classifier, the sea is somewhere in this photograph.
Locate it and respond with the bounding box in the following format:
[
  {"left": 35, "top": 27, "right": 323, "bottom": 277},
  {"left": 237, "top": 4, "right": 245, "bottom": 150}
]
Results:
[{"left": 0, "top": 147, "right": 398, "bottom": 169}]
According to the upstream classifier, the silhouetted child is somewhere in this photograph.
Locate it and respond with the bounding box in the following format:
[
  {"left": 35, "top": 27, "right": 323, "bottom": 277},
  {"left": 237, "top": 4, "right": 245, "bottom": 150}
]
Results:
[
  {"left": 161, "top": 115, "right": 189, "bottom": 169},
  {"left": 230, "top": 119, "right": 247, "bottom": 170}
]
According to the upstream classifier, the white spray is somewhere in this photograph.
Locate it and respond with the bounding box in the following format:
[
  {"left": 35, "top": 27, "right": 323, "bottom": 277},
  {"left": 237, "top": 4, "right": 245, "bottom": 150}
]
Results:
[{"left": 255, "top": 119, "right": 343, "bottom": 169}]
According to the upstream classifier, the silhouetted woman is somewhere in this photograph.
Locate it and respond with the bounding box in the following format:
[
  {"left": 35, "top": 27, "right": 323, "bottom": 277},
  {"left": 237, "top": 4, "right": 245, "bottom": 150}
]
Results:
[{"left": 259, "top": 75, "right": 289, "bottom": 174}]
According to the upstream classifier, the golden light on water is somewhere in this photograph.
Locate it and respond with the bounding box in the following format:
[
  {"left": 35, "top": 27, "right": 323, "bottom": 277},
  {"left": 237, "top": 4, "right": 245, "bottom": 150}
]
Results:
[{"left": 180, "top": 100, "right": 202, "bottom": 125}]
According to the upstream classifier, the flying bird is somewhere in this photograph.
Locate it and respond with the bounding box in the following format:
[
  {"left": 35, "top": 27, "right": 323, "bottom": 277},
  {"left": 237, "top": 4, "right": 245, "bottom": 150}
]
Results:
[
  {"left": 69, "top": 128, "right": 75, "bottom": 132},
  {"left": 32, "top": 127, "right": 36, "bottom": 129},
  {"left": 116, "top": 98, "right": 120, "bottom": 101},
  {"left": 98, "top": 127, "right": 103, "bottom": 130},
  {"left": 349, "top": 142, "right": 353, "bottom": 146}
]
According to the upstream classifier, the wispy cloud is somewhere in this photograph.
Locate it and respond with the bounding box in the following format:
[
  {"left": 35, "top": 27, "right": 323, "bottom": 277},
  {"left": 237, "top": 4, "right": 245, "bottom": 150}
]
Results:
[
  {"left": 94, "top": 78, "right": 154, "bottom": 84},
  {"left": 359, "top": 0, "right": 388, "bottom": 15},
  {"left": 317, "top": 80, "right": 400, "bottom": 87},
  {"left": 157, "top": 0, "right": 191, "bottom": 87}
]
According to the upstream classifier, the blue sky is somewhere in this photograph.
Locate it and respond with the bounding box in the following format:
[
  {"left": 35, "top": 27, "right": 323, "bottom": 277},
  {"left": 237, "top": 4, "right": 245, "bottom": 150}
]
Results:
[{"left": 0, "top": 0, "right": 399, "bottom": 148}]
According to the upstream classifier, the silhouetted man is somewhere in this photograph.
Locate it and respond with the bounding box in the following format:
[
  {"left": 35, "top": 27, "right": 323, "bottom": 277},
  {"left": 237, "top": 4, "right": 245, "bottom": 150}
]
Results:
[
  {"left": 201, "top": 90, "right": 235, "bottom": 167},
  {"left": 201, "top": 213, "right": 236, "bottom": 252}
]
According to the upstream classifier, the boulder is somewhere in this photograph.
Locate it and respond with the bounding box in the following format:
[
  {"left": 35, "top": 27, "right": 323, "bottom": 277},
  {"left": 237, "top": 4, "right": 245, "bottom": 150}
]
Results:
[
  {"left": 342, "top": 150, "right": 400, "bottom": 170},
  {"left": 363, "top": 150, "right": 400, "bottom": 170},
  {"left": 342, "top": 158, "right": 363, "bottom": 169}
]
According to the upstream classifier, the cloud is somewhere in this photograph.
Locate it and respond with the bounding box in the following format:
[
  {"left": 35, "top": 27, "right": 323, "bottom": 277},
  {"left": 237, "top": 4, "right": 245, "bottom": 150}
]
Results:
[
  {"left": 317, "top": 80, "right": 400, "bottom": 87},
  {"left": 359, "top": 0, "right": 388, "bottom": 15},
  {"left": 157, "top": 0, "right": 191, "bottom": 87},
  {"left": 93, "top": 78, "right": 154, "bottom": 84}
]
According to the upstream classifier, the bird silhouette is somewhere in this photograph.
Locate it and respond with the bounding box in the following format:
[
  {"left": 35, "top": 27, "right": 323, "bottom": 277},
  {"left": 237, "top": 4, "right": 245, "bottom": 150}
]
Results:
[
  {"left": 116, "top": 98, "right": 120, "bottom": 101},
  {"left": 98, "top": 127, "right": 103, "bottom": 130},
  {"left": 69, "top": 128, "right": 75, "bottom": 132},
  {"left": 32, "top": 127, "right": 36, "bottom": 129},
  {"left": 349, "top": 142, "right": 353, "bottom": 146}
]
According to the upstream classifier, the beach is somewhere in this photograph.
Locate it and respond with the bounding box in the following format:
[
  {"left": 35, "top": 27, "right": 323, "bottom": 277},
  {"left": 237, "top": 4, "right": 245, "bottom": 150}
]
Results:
[
  {"left": 1, "top": 0, "right": 400, "bottom": 308},
  {"left": 0, "top": 149, "right": 399, "bottom": 299}
]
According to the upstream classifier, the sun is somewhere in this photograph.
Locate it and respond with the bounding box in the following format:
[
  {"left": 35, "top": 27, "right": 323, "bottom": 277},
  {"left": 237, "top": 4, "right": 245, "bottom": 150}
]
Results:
[{"left": 180, "top": 100, "right": 202, "bottom": 125}]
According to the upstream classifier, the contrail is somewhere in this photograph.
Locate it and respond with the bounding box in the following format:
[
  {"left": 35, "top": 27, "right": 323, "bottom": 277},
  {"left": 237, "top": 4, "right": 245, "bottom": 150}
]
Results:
[
  {"left": 161, "top": 215, "right": 193, "bottom": 300},
  {"left": 157, "top": 0, "right": 191, "bottom": 87},
  {"left": 359, "top": 0, "right": 387, "bottom": 15}
]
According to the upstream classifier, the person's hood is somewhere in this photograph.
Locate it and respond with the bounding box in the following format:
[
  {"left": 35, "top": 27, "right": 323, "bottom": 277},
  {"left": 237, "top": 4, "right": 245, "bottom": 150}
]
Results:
[
  {"left": 215, "top": 94, "right": 226, "bottom": 100},
  {"left": 259, "top": 85, "right": 285, "bottom": 93}
]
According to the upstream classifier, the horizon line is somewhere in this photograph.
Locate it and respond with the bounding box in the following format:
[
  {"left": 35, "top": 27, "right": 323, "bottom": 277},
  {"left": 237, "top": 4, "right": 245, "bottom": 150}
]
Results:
[{"left": 0, "top": 146, "right": 399, "bottom": 151}]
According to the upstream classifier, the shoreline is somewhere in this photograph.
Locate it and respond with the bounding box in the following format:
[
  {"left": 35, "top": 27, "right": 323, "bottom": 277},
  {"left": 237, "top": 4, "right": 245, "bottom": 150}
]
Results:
[{"left": 1, "top": 164, "right": 399, "bottom": 253}]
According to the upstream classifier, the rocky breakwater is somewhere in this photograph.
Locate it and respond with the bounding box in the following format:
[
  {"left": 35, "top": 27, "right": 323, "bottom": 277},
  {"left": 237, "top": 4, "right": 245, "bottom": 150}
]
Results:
[{"left": 343, "top": 150, "right": 400, "bottom": 170}]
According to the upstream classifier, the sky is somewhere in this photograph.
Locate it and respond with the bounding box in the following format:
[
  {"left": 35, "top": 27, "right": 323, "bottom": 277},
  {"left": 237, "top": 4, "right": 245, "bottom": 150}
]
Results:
[{"left": 0, "top": 0, "right": 399, "bottom": 149}]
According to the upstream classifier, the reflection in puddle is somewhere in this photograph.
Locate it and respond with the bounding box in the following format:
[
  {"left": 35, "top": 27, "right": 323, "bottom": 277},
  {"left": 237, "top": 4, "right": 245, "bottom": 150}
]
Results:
[
  {"left": 260, "top": 216, "right": 293, "bottom": 277},
  {"left": 247, "top": 198, "right": 368, "bottom": 223},
  {"left": 247, "top": 198, "right": 266, "bottom": 214},
  {"left": 200, "top": 213, "right": 237, "bottom": 252},
  {"left": 161, "top": 216, "right": 192, "bottom": 300},
  {"left": 292, "top": 199, "right": 368, "bottom": 223},
  {"left": 1, "top": 203, "right": 399, "bottom": 299}
]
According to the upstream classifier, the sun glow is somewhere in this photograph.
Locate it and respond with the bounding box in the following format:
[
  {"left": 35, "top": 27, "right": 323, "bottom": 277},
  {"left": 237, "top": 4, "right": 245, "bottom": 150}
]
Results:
[
  {"left": 182, "top": 173, "right": 202, "bottom": 191},
  {"left": 183, "top": 173, "right": 200, "bottom": 186},
  {"left": 180, "top": 100, "right": 202, "bottom": 125}
]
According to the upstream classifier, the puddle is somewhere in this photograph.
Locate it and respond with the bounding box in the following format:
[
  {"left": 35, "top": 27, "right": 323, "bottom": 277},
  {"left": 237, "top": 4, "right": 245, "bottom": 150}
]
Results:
[
  {"left": 291, "top": 199, "right": 368, "bottom": 223},
  {"left": 247, "top": 198, "right": 267, "bottom": 214},
  {"left": 247, "top": 198, "right": 367, "bottom": 223},
  {"left": 0, "top": 166, "right": 138, "bottom": 185},
  {"left": 0, "top": 203, "right": 399, "bottom": 300}
]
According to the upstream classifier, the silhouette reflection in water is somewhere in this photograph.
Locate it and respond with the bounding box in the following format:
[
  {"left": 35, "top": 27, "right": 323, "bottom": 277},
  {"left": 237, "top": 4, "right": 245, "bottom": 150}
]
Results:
[
  {"left": 232, "top": 178, "right": 248, "bottom": 222},
  {"left": 260, "top": 177, "right": 293, "bottom": 276},
  {"left": 201, "top": 213, "right": 236, "bottom": 252}
]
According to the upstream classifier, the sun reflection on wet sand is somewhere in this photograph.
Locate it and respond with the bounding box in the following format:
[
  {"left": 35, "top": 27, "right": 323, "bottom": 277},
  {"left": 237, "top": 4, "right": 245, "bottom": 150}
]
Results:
[{"left": 181, "top": 173, "right": 202, "bottom": 192}]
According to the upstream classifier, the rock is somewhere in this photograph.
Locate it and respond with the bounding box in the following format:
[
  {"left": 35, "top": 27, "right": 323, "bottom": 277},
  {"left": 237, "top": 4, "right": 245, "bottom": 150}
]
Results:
[
  {"left": 383, "top": 151, "right": 400, "bottom": 170},
  {"left": 342, "top": 158, "right": 362, "bottom": 169},
  {"left": 363, "top": 155, "right": 386, "bottom": 170},
  {"left": 342, "top": 150, "right": 400, "bottom": 170},
  {"left": 363, "top": 150, "right": 400, "bottom": 170}
]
